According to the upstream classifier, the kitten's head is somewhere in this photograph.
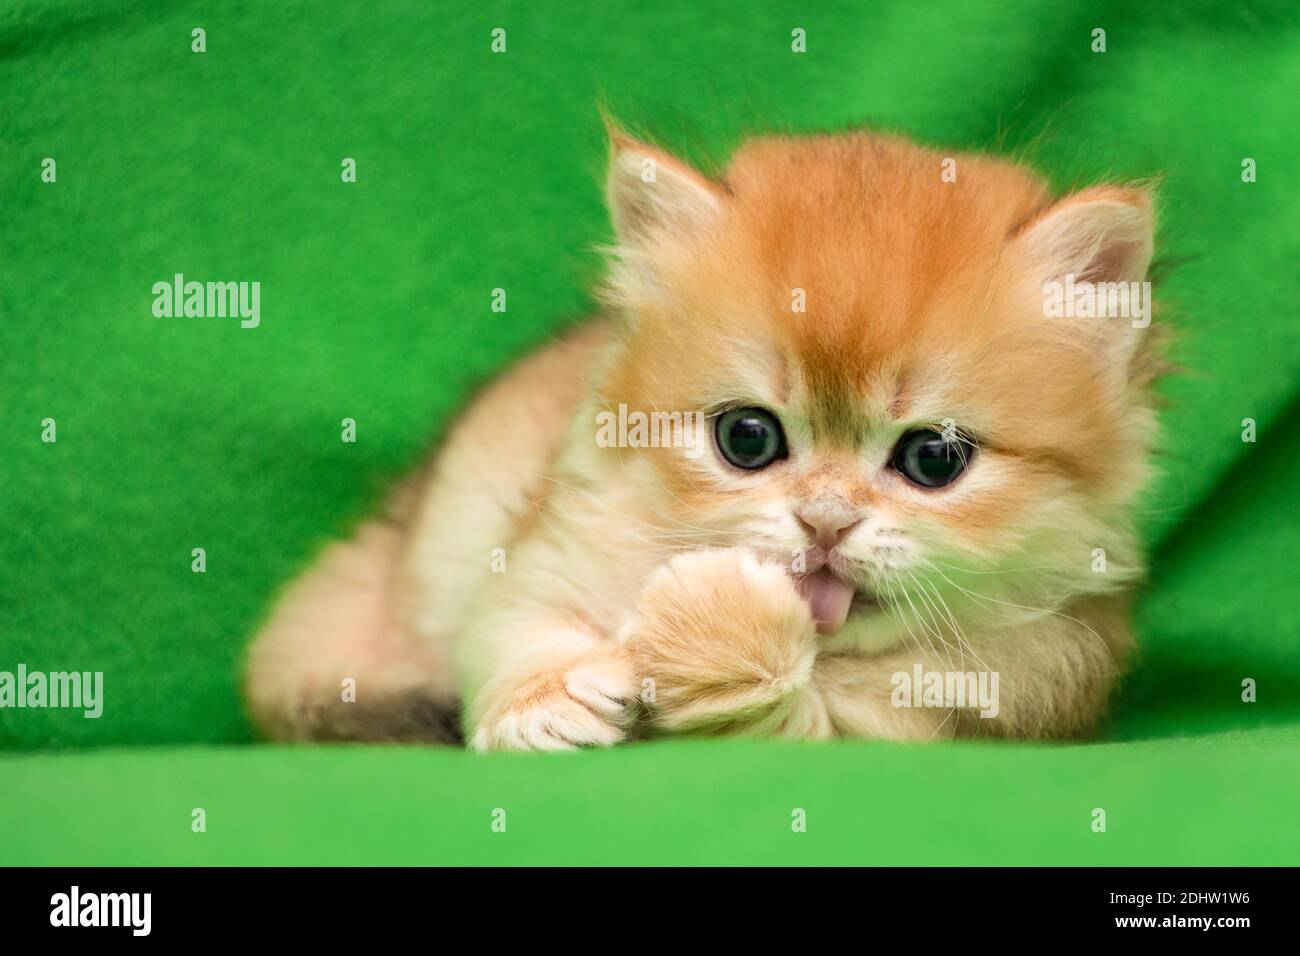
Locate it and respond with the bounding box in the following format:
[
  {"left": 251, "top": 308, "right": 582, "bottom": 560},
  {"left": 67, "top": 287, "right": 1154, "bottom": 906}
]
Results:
[{"left": 594, "top": 128, "right": 1161, "bottom": 644}]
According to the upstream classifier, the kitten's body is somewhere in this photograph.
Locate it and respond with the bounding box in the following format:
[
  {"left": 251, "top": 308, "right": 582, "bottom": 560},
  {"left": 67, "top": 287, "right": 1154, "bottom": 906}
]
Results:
[{"left": 246, "top": 129, "right": 1160, "bottom": 750}]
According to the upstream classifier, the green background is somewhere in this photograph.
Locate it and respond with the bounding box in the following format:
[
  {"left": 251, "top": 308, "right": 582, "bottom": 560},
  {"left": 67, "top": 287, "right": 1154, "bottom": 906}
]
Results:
[{"left": 2, "top": 0, "right": 1298, "bottom": 864}]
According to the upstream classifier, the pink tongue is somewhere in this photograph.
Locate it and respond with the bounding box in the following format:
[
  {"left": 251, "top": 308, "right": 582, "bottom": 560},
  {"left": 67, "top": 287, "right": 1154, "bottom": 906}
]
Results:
[{"left": 797, "top": 569, "right": 856, "bottom": 636}]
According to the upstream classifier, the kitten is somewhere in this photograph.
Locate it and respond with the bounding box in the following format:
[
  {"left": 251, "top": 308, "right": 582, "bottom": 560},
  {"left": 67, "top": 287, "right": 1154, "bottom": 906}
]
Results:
[{"left": 245, "top": 126, "right": 1161, "bottom": 750}]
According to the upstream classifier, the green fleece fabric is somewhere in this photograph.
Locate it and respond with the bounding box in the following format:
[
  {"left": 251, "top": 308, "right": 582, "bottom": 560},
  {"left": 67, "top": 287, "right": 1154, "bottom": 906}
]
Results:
[{"left": 1, "top": 0, "right": 1298, "bottom": 865}]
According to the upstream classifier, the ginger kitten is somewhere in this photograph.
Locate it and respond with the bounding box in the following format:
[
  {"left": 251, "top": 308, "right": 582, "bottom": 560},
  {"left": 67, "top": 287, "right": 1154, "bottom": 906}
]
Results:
[{"left": 245, "top": 127, "right": 1161, "bottom": 750}]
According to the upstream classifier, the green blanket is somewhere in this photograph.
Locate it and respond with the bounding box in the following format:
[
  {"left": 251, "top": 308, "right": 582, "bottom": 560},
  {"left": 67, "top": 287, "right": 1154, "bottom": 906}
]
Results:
[{"left": 3, "top": 0, "right": 1298, "bottom": 865}]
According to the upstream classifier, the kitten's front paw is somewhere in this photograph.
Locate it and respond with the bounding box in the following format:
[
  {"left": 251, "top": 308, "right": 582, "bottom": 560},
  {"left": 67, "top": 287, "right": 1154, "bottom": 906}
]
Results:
[
  {"left": 622, "top": 549, "right": 822, "bottom": 735},
  {"left": 469, "top": 646, "right": 636, "bottom": 752}
]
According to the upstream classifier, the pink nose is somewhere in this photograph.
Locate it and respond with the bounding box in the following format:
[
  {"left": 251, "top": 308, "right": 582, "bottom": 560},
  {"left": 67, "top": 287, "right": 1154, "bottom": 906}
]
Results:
[{"left": 796, "top": 509, "right": 862, "bottom": 551}]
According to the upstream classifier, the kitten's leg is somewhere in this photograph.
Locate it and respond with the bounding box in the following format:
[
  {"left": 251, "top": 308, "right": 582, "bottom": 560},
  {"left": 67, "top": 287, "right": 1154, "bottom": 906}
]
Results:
[
  {"left": 621, "top": 549, "right": 833, "bottom": 739},
  {"left": 621, "top": 549, "right": 1128, "bottom": 742},
  {"left": 463, "top": 614, "right": 637, "bottom": 751},
  {"left": 244, "top": 514, "right": 461, "bottom": 744}
]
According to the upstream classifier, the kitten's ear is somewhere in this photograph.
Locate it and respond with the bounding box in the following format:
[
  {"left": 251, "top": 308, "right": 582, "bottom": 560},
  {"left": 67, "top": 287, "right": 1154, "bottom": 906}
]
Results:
[
  {"left": 1016, "top": 186, "right": 1154, "bottom": 287},
  {"left": 606, "top": 127, "right": 724, "bottom": 247},
  {"left": 1015, "top": 186, "right": 1156, "bottom": 375}
]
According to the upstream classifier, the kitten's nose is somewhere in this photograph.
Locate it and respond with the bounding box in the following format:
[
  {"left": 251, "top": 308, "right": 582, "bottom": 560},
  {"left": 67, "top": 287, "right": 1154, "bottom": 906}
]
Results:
[{"left": 796, "top": 508, "right": 863, "bottom": 551}]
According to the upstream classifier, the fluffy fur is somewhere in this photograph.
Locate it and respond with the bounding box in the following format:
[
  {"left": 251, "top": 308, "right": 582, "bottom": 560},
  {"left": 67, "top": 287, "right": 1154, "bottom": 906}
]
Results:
[{"left": 245, "top": 127, "right": 1162, "bottom": 750}]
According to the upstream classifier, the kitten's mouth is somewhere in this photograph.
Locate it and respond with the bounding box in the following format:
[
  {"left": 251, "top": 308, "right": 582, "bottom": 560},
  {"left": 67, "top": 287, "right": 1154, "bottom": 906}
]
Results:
[{"left": 795, "top": 568, "right": 863, "bottom": 636}]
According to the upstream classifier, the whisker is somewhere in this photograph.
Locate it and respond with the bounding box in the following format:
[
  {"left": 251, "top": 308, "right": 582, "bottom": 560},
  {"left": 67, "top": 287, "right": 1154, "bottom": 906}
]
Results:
[
  {"left": 920, "top": 557, "right": 1118, "bottom": 670},
  {"left": 905, "top": 569, "right": 955, "bottom": 671}
]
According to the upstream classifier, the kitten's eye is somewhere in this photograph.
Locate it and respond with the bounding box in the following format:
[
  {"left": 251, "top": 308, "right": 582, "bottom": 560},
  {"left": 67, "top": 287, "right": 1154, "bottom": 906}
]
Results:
[
  {"left": 715, "top": 407, "right": 788, "bottom": 470},
  {"left": 891, "top": 428, "right": 975, "bottom": 488}
]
